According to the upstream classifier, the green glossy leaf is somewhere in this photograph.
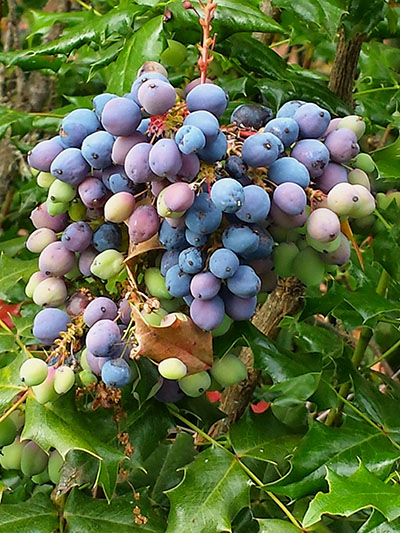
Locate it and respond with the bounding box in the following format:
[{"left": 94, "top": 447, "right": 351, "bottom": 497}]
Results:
[
  {"left": 270, "top": 416, "right": 400, "bottom": 499},
  {"left": 271, "top": 0, "right": 344, "bottom": 39},
  {"left": 27, "top": 9, "right": 90, "bottom": 38},
  {"left": 0, "top": 351, "right": 27, "bottom": 411},
  {"left": 373, "top": 135, "right": 400, "bottom": 180},
  {"left": 257, "top": 519, "right": 301, "bottom": 532},
  {"left": 131, "top": 358, "right": 161, "bottom": 408},
  {"left": 352, "top": 373, "right": 400, "bottom": 441},
  {"left": 121, "top": 400, "right": 174, "bottom": 469},
  {"left": 230, "top": 410, "right": 300, "bottom": 464},
  {"left": 258, "top": 373, "right": 321, "bottom": 407},
  {"left": 21, "top": 395, "right": 124, "bottom": 500},
  {"left": 64, "top": 489, "right": 165, "bottom": 533},
  {"left": 168, "top": 0, "right": 283, "bottom": 43},
  {"left": 342, "top": 0, "right": 386, "bottom": 38},
  {"left": 0, "top": 490, "right": 58, "bottom": 532},
  {"left": 107, "top": 16, "right": 166, "bottom": 95},
  {"left": 303, "top": 463, "right": 400, "bottom": 528},
  {"left": 359, "top": 510, "right": 400, "bottom": 532},
  {"left": 240, "top": 322, "right": 321, "bottom": 382},
  {"left": 166, "top": 446, "right": 250, "bottom": 533},
  {"left": 0, "top": 254, "right": 38, "bottom": 300}
]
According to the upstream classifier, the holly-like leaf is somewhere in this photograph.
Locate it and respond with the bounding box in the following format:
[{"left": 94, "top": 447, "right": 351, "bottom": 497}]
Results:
[
  {"left": 342, "top": 0, "right": 386, "bottom": 38},
  {"left": 0, "top": 489, "right": 58, "bottom": 532},
  {"left": 0, "top": 254, "right": 38, "bottom": 300},
  {"left": 21, "top": 395, "right": 124, "bottom": 501},
  {"left": 131, "top": 306, "right": 213, "bottom": 374},
  {"left": 121, "top": 400, "right": 174, "bottom": 469},
  {"left": 168, "top": 0, "right": 283, "bottom": 43},
  {"left": 270, "top": 416, "right": 400, "bottom": 499},
  {"left": 131, "top": 358, "right": 161, "bottom": 408},
  {"left": 230, "top": 410, "right": 300, "bottom": 465},
  {"left": 257, "top": 519, "right": 301, "bottom": 532},
  {"left": 64, "top": 488, "right": 165, "bottom": 533},
  {"left": 359, "top": 510, "right": 400, "bottom": 532},
  {"left": 166, "top": 446, "right": 250, "bottom": 533},
  {"left": 107, "top": 16, "right": 166, "bottom": 95},
  {"left": 352, "top": 373, "right": 400, "bottom": 441},
  {"left": 303, "top": 463, "right": 400, "bottom": 528}
]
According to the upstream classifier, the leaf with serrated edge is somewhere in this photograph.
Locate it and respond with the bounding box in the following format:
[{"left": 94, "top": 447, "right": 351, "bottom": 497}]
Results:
[
  {"left": 0, "top": 489, "right": 58, "bottom": 533},
  {"left": 166, "top": 446, "right": 250, "bottom": 533},
  {"left": 269, "top": 416, "right": 400, "bottom": 499},
  {"left": 230, "top": 410, "right": 300, "bottom": 465},
  {"left": 303, "top": 463, "right": 400, "bottom": 528},
  {"left": 21, "top": 395, "right": 124, "bottom": 501},
  {"left": 358, "top": 510, "right": 400, "bottom": 532},
  {"left": 64, "top": 488, "right": 165, "bottom": 533}
]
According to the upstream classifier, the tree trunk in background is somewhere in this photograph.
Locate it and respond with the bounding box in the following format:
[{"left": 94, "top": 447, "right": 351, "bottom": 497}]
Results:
[
  {"left": 253, "top": 0, "right": 280, "bottom": 45},
  {"left": 209, "top": 277, "right": 304, "bottom": 438},
  {"left": 328, "top": 28, "right": 364, "bottom": 107},
  {"left": 0, "top": 0, "right": 71, "bottom": 207}
]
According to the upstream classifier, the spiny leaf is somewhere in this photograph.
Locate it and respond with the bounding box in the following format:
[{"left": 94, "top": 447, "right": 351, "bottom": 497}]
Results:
[
  {"left": 166, "top": 446, "right": 251, "bottom": 533},
  {"left": 230, "top": 409, "right": 301, "bottom": 464},
  {"left": 64, "top": 489, "right": 165, "bottom": 533},
  {"left": 303, "top": 463, "right": 400, "bottom": 528},
  {"left": 21, "top": 395, "right": 124, "bottom": 501},
  {"left": 270, "top": 416, "right": 400, "bottom": 499},
  {"left": 0, "top": 489, "right": 58, "bottom": 533}
]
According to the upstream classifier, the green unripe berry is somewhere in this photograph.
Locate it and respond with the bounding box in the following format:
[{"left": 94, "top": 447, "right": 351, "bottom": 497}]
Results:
[
  {"left": 46, "top": 198, "right": 69, "bottom": 216},
  {"left": 0, "top": 417, "right": 17, "bottom": 447},
  {"left": 210, "top": 354, "right": 247, "bottom": 387},
  {"left": 352, "top": 153, "right": 375, "bottom": 173},
  {"left": 179, "top": 371, "right": 211, "bottom": 397},
  {"left": 68, "top": 199, "right": 87, "bottom": 221},
  {"left": 306, "top": 233, "right": 341, "bottom": 253},
  {"left": 141, "top": 309, "right": 168, "bottom": 326},
  {"left": 79, "top": 370, "right": 98, "bottom": 386},
  {"left": 273, "top": 242, "right": 299, "bottom": 278},
  {"left": 36, "top": 172, "right": 55, "bottom": 188},
  {"left": 90, "top": 249, "right": 125, "bottom": 280},
  {"left": 292, "top": 247, "right": 325, "bottom": 286},
  {"left": 80, "top": 349, "right": 91, "bottom": 372},
  {"left": 161, "top": 40, "right": 187, "bottom": 68},
  {"left": 32, "top": 367, "right": 58, "bottom": 404},
  {"left": 54, "top": 366, "right": 75, "bottom": 395},
  {"left": 32, "top": 468, "right": 50, "bottom": 484},
  {"left": 144, "top": 267, "right": 172, "bottom": 300},
  {"left": 21, "top": 441, "right": 48, "bottom": 477},
  {"left": 48, "top": 450, "right": 63, "bottom": 484},
  {"left": 212, "top": 315, "right": 233, "bottom": 337},
  {"left": 0, "top": 437, "right": 25, "bottom": 470},
  {"left": 48, "top": 179, "right": 76, "bottom": 203},
  {"left": 338, "top": 115, "right": 366, "bottom": 140},
  {"left": 158, "top": 358, "right": 187, "bottom": 380},
  {"left": 20, "top": 358, "right": 48, "bottom": 387}
]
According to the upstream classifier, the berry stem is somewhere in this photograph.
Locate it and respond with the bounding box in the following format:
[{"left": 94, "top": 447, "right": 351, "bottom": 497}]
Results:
[{"left": 197, "top": 0, "right": 217, "bottom": 83}]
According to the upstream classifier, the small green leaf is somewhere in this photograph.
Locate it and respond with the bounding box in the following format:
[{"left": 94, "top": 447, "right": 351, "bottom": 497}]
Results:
[
  {"left": 0, "top": 489, "right": 58, "bottom": 532},
  {"left": 359, "top": 510, "right": 400, "bottom": 532},
  {"left": 373, "top": 134, "right": 400, "bottom": 180},
  {"left": 107, "top": 16, "right": 166, "bottom": 95},
  {"left": 342, "top": 0, "right": 386, "bottom": 38},
  {"left": 258, "top": 373, "right": 321, "bottom": 407},
  {"left": 131, "top": 358, "right": 161, "bottom": 408},
  {"left": 166, "top": 446, "right": 250, "bottom": 533},
  {"left": 303, "top": 463, "right": 400, "bottom": 528},
  {"left": 64, "top": 489, "right": 165, "bottom": 533}
]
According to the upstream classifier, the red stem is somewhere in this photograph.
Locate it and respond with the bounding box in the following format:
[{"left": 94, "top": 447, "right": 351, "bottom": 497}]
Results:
[{"left": 198, "top": 0, "right": 217, "bottom": 83}]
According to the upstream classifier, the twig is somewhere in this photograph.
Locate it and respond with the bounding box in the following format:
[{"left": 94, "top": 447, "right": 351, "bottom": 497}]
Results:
[
  {"left": 0, "top": 389, "right": 29, "bottom": 424},
  {"left": 74, "top": 0, "right": 101, "bottom": 16},
  {"left": 367, "top": 337, "right": 400, "bottom": 369},
  {"left": 197, "top": 0, "right": 217, "bottom": 83}
]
